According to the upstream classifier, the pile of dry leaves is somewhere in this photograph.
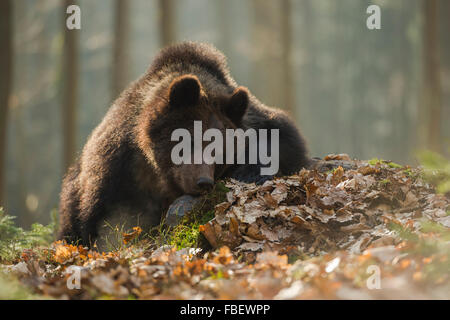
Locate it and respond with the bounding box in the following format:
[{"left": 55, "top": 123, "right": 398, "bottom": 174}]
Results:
[
  {"left": 1, "top": 155, "right": 449, "bottom": 299},
  {"left": 201, "top": 155, "right": 449, "bottom": 258}
]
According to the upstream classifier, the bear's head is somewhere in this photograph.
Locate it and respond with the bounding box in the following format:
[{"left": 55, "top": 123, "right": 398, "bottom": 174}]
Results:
[{"left": 137, "top": 74, "right": 249, "bottom": 197}]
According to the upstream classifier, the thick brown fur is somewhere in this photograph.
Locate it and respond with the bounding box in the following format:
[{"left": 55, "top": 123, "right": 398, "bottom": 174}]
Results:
[{"left": 58, "top": 42, "right": 309, "bottom": 246}]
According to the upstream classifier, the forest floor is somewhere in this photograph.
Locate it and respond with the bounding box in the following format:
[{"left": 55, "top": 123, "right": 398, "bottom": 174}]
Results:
[{"left": 1, "top": 154, "right": 449, "bottom": 300}]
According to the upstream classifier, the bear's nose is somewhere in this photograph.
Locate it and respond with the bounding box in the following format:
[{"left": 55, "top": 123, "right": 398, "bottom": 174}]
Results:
[{"left": 197, "top": 177, "right": 214, "bottom": 191}]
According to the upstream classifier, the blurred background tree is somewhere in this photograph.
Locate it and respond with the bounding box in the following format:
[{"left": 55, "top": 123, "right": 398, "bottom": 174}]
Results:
[
  {"left": 112, "top": 0, "right": 130, "bottom": 98},
  {"left": 62, "top": 0, "right": 79, "bottom": 173},
  {"left": 421, "top": 0, "right": 442, "bottom": 153},
  {"left": 0, "top": 0, "right": 448, "bottom": 227},
  {"left": 0, "top": 0, "right": 13, "bottom": 209}
]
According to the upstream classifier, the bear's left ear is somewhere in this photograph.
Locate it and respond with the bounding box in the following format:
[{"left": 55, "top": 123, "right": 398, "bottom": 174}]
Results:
[
  {"left": 226, "top": 87, "right": 249, "bottom": 124},
  {"left": 168, "top": 75, "right": 201, "bottom": 108}
]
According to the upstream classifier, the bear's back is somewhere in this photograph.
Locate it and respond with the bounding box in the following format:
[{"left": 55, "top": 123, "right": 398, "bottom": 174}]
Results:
[{"left": 146, "top": 42, "right": 234, "bottom": 87}]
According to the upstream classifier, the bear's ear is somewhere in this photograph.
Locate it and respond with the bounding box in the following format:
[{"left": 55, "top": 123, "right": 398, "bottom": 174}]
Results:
[
  {"left": 226, "top": 87, "right": 249, "bottom": 124},
  {"left": 168, "top": 75, "right": 201, "bottom": 107}
]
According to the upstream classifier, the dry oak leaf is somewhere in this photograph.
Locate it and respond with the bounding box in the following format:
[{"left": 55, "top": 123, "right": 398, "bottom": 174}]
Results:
[
  {"left": 53, "top": 241, "right": 84, "bottom": 264},
  {"left": 324, "top": 153, "right": 351, "bottom": 161},
  {"left": 122, "top": 226, "right": 143, "bottom": 244}
]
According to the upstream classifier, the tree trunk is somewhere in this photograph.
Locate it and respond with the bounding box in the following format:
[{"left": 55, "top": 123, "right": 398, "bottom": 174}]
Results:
[
  {"left": 280, "top": 0, "right": 295, "bottom": 116},
  {"left": 0, "top": 0, "right": 13, "bottom": 206},
  {"left": 112, "top": 0, "right": 130, "bottom": 99},
  {"left": 422, "top": 0, "right": 442, "bottom": 153},
  {"left": 251, "top": 0, "right": 283, "bottom": 108},
  {"left": 159, "top": 0, "right": 175, "bottom": 46},
  {"left": 217, "top": 0, "right": 231, "bottom": 55},
  {"left": 62, "top": 0, "right": 79, "bottom": 172}
]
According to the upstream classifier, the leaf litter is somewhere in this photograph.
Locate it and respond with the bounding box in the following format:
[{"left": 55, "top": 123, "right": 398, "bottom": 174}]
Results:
[{"left": 1, "top": 154, "right": 449, "bottom": 299}]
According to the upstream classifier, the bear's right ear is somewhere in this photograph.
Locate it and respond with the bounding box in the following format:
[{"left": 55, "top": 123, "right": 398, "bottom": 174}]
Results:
[{"left": 168, "top": 75, "right": 201, "bottom": 108}]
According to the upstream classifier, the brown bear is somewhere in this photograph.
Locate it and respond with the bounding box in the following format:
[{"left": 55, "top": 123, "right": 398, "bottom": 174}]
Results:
[{"left": 58, "top": 42, "right": 309, "bottom": 247}]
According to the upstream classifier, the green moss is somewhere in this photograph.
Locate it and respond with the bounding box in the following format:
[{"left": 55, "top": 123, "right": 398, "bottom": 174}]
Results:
[
  {"left": 368, "top": 158, "right": 383, "bottom": 166},
  {"left": 168, "top": 223, "right": 201, "bottom": 249},
  {"left": 420, "top": 220, "right": 450, "bottom": 241},
  {"left": 403, "top": 168, "right": 414, "bottom": 177},
  {"left": 207, "top": 269, "right": 225, "bottom": 280},
  {"left": 326, "top": 167, "right": 341, "bottom": 175},
  {"left": 367, "top": 158, "right": 403, "bottom": 169},
  {"left": 389, "top": 219, "right": 450, "bottom": 270},
  {"left": 387, "top": 221, "right": 418, "bottom": 242},
  {"left": 150, "top": 181, "right": 229, "bottom": 249},
  {"left": 417, "top": 150, "right": 450, "bottom": 194},
  {"left": 387, "top": 161, "right": 403, "bottom": 169}
]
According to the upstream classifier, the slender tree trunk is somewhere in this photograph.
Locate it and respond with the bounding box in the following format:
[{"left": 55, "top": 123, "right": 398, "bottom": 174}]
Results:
[
  {"left": 62, "top": 0, "right": 79, "bottom": 172},
  {"left": 112, "top": 0, "right": 130, "bottom": 99},
  {"left": 422, "top": 0, "right": 442, "bottom": 152},
  {"left": 251, "top": 0, "right": 282, "bottom": 108},
  {"left": 0, "top": 0, "right": 13, "bottom": 206},
  {"left": 13, "top": 0, "right": 31, "bottom": 227},
  {"left": 159, "top": 0, "right": 175, "bottom": 46},
  {"left": 15, "top": 105, "right": 31, "bottom": 227},
  {"left": 217, "top": 0, "right": 231, "bottom": 55},
  {"left": 280, "top": 0, "right": 295, "bottom": 116}
]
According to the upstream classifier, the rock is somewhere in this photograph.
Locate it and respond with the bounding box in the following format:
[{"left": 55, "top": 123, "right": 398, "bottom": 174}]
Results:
[
  {"left": 165, "top": 195, "right": 201, "bottom": 226},
  {"left": 2, "top": 262, "right": 30, "bottom": 275}
]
